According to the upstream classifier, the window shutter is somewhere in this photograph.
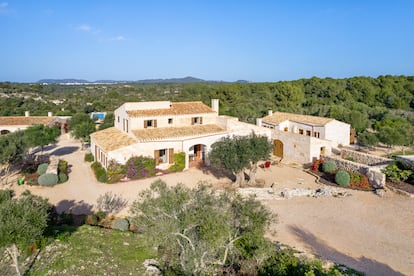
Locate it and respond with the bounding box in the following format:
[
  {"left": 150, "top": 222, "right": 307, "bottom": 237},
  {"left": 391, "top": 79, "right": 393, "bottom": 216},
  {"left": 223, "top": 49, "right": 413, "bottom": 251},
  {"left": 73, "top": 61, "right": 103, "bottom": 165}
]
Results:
[
  {"left": 154, "top": 150, "right": 159, "bottom": 165},
  {"left": 144, "top": 120, "right": 148, "bottom": 128},
  {"left": 200, "top": 117, "right": 203, "bottom": 124},
  {"left": 154, "top": 120, "right": 157, "bottom": 128},
  {"left": 169, "top": 148, "right": 174, "bottom": 164},
  {"left": 191, "top": 117, "right": 195, "bottom": 125}
]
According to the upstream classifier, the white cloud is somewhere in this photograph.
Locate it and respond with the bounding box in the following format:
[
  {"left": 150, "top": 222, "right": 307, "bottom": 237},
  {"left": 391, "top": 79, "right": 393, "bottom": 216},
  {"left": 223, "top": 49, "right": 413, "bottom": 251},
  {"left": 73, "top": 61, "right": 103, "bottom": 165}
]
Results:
[
  {"left": 0, "top": 2, "right": 8, "bottom": 8},
  {"left": 77, "top": 24, "right": 92, "bottom": 32},
  {"left": 112, "top": 35, "right": 126, "bottom": 41}
]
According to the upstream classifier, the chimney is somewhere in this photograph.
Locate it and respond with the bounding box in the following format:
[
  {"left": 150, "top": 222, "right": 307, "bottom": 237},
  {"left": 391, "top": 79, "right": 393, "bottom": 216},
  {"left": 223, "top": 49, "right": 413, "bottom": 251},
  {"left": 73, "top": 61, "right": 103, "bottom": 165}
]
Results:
[
  {"left": 48, "top": 112, "right": 53, "bottom": 117},
  {"left": 211, "top": 99, "right": 219, "bottom": 114},
  {"left": 268, "top": 110, "right": 273, "bottom": 116},
  {"left": 256, "top": 118, "right": 262, "bottom": 127},
  {"left": 25, "top": 111, "right": 30, "bottom": 117}
]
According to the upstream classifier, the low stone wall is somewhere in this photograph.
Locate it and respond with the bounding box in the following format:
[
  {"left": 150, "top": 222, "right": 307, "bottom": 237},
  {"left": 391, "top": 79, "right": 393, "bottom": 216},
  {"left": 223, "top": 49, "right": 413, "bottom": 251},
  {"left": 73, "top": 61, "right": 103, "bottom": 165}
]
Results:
[
  {"left": 341, "top": 149, "right": 392, "bottom": 166},
  {"left": 322, "top": 154, "right": 386, "bottom": 188}
]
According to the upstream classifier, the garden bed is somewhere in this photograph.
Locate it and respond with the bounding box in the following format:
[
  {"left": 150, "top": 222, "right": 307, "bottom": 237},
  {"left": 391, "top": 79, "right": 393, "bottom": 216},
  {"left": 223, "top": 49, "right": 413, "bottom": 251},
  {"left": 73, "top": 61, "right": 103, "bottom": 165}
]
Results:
[
  {"left": 386, "top": 180, "right": 414, "bottom": 194},
  {"left": 313, "top": 171, "right": 374, "bottom": 192}
]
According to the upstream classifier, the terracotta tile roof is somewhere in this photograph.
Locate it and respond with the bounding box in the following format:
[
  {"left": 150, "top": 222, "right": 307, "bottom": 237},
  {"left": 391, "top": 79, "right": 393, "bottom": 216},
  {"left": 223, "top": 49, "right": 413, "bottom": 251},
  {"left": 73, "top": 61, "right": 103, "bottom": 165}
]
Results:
[
  {"left": 90, "top": 127, "right": 137, "bottom": 152},
  {"left": 0, "top": 116, "right": 57, "bottom": 126},
  {"left": 262, "top": 112, "right": 334, "bottom": 126},
  {"left": 133, "top": 124, "right": 226, "bottom": 142},
  {"left": 126, "top": 101, "right": 215, "bottom": 117}
]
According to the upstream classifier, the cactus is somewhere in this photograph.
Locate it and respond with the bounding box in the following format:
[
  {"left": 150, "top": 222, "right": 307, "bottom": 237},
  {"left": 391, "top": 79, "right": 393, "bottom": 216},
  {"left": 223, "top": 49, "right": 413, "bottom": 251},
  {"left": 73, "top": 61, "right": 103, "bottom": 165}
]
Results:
[
  {"left": 37, "top": 163, "right": 49, "bottom": 175},
  {"left": 335, "top": 170, "right": 350, "bottom": 187},
  {"left": 322, "top": 161, "right": 337, "bottom": 174},
  {"left": 38, "top": 173, "right": 59, "bottom": 186}
]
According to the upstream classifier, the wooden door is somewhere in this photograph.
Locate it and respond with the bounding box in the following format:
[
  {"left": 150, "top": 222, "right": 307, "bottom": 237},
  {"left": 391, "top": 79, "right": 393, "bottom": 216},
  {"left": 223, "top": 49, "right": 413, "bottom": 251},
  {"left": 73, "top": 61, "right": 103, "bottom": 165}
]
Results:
[{"left": 273, "top": 140, "right": 283, "bottom": 158}]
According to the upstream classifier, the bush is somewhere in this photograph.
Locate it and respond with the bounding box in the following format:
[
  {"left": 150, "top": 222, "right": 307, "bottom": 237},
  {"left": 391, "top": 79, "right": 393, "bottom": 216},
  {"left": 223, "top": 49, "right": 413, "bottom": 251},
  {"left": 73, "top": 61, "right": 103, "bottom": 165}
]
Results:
[
  {"left": 91, "top": 162, "right": 107, "bottom": 183},
  {"left": 168, "top": 152, "right": 186, "bottom": 172},
  {"left": 58, "top": 173, "right": 68, "bottom": 183},
  {"left": 58, "top": 159, "right": 68, "bottom": 175},
  {"left": 311, "top": 158, "right": 324, "bottom": 172},
  {"left": 350, "top": 172, "right": 371, "bottom": 190},
  {"left": 84, "top": 152, "right": 94, "bottom": 162},
  {"left": 38, "top": 173, "right": 59, "bottom": 186},
  {"left": 37, "top": 163, "right": 49, "bottom": 175},
  {"left": 112, "top": 218, "right": 130, "bottom": 231},
  {"left": 335, "top": 170, "right": 350, "bottom": 187},
  {"left": 382, "top": 161, "right": 413, "bottom": 182},
  {"left": 96, "top": 191, "right": 128, "bottom": 215},
  {"left": 322, "top": 161, "right": 337, "bottom": 174},
  {"left": 106, "top": 160, "right": 125, "bottom": 184},
  {"left": 125, "top": 156, "right": 157, "bottom": 179}
]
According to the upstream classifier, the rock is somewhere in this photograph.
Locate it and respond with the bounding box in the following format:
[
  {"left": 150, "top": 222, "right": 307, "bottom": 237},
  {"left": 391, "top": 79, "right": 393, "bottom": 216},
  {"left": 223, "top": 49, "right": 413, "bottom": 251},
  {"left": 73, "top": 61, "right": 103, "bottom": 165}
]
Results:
[
  {"left": 366, "top": 169, "right": 386, "bottom": 189},
  {"left": 281, "top": 188, "right": 314, "bottom": 199},
  {"left": 143, "top": 259, "right": 161, "bottom": 276},
  {"left": 375, "top": 188, "right": 385, "bottom": 197}
]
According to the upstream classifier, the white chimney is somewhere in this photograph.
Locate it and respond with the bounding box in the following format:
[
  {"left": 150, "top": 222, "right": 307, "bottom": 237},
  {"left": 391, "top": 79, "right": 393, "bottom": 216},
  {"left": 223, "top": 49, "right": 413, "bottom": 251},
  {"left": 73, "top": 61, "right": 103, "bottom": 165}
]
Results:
[
  {"left": 268, "top": 110, "right": 273, "bottom": 116},
  {"left": 25, "top": 111, "right": 30, "bottom": 117},
  {"left": 256, "top": 118, "right": 262, "bottom": 127},
  {"left": 48, "top": 112, "right": 53, "bottom": 117},
  {"left": 211, "top": 99, "right": 219, "bottom": 114}
]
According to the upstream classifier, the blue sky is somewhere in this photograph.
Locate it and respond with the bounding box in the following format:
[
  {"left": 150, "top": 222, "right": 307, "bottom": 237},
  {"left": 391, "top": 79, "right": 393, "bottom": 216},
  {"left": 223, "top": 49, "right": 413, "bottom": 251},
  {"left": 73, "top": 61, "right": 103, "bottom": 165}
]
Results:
[{"left": 1, "top": 0, "right": 413, "bottom": 82}]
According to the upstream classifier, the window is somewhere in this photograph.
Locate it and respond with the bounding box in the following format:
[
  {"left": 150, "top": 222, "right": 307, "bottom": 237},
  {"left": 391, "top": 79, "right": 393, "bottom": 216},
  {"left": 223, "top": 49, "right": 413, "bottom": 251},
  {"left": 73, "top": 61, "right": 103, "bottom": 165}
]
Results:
[
  {"left": 284, "top": 127, "right": 288, "bottom": 132},
  {"left": 117, "top": 116, "right": 120, "bottom": 123},
  {"left": 313, "top": 132, "right": 320, "bottom": 138},
  {"left": 306, "top": 130, "right": 311, "bottom": 136},
  {"left": 299, "top": 129, "right": 304, "bottom": 135},
  {"left": 144, "top": 119, "right": 157, "bottom": 128},
  {"left": 191, "top": 117, "right": 203, "bottom": 125},
  {"left": 168, "top": 118, "right": 173, "bottom": 124},
  {"left": 159, "top": 149, "right": 167, "bottom": 163}
]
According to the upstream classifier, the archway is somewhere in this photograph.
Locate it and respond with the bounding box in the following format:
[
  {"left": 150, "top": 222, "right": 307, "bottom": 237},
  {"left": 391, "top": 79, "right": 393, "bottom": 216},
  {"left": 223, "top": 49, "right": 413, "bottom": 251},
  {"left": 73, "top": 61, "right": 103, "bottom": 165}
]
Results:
[
  {"left": 273, "top": 140, "right": 283, "bottom": 158},
  {"left": 188, "top": 144, "right": 206, "bottom": 167}
]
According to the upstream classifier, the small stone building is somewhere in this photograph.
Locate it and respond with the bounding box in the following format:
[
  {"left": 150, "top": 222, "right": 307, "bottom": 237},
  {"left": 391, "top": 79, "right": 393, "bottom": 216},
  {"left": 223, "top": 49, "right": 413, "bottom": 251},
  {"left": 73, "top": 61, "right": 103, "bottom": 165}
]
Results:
[{"left": 258, "top": 111, "right": 351, "bottom": 164}]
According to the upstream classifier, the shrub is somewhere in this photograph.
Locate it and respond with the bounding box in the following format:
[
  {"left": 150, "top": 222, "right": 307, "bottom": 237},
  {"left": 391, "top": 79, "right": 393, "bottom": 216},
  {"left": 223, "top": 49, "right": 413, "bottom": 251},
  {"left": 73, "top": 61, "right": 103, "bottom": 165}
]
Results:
[
  {"left": 58, "top": 159, "right": 68, "bottom": 175},
  {"left": 382, "top": 161, "right": 413, "bottom": 182},
  {"left": 91, "top": 162, "right": 107, "bottom": 183},
  {"left": 112, "top": 218, "right": 130, "bottom": 231},
  {"left": 106, "top": 160, "right": 125, "bottom": 184},
  {"left": 84, "top": 152, "right": 94, "bottom": 162},
  {"left": 168, "top": 152, "right": 186, "bottom": 172},
  {"left": 58, "top": 173, "right": 68, "bottom": 183},
  {"left": 37, "top": 163, "right": 49, "bottom": 175},
  {"left": 335, "top": 170, "right": 350, "bottom": 187},
  {"left": 96, "top": 191, "right": 128, "bottom": 215},
  {"left": 38, "top": 173, "right": 59, "bottom": 186},
  {"left": 311, "top": 158, "right": 324, "bottom": 172},
  {"left": 125, "top": 156, "right": 156, "bottom": 179},
  {"left": 350, "top": 172, "right": 371, "bottom": 190},
  {"left": 322, "top": 161, "right": 337, "bottom": 174}
]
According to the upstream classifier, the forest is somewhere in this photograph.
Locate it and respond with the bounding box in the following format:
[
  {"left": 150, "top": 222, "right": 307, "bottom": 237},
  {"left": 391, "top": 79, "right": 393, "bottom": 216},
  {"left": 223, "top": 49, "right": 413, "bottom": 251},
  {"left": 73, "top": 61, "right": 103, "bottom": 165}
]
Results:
[{"left": 1, "top": 75, "right": 413, "bottom": 147}]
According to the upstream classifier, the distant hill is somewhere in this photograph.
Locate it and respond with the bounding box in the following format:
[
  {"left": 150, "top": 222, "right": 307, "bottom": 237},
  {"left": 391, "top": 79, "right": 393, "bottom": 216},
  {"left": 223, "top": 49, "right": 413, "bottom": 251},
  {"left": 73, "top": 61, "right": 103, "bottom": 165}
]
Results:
[{"left": 37, "top": 76, "right": 249, "bottom": 84}]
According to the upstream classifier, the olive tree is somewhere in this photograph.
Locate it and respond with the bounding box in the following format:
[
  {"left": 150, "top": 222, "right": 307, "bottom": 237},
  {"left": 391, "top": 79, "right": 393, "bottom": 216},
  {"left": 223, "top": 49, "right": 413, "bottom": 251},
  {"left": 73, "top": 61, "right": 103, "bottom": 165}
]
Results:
[
  {"left": 0, "top": 190, "right": 51, "bottom": 276},
  {"left": 129, "top": 180, "right": 274, "bottom": 275},
  {"left": 23, "top": 124, "right": 61, "bottom": 153},
  {"left": 68, "top": 113, "right": 96, "bottom": 149},
  {"left": 208, "top": 134, "right": 272, "bottom": 186}
]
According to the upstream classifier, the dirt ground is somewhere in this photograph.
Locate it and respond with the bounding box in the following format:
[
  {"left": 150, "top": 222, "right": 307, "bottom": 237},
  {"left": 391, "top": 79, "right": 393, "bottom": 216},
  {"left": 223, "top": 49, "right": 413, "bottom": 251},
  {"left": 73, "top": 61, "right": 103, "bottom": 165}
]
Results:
[{"left": 8, "top": 134, "right": 414, "bottom": 276}]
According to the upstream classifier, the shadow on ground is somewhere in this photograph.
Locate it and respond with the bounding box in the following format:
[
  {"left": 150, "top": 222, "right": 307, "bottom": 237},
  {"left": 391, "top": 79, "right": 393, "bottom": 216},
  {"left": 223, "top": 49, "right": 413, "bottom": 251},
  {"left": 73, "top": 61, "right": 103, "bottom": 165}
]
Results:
[
  {"left": 55, "top": 199, "right": 94, "bottom": 215},
  {"left": 50, "top": 146, "right": 79, "bottom": 156},
  {"left": 288, "top": 225, "right": 404, "bottom": 276}
]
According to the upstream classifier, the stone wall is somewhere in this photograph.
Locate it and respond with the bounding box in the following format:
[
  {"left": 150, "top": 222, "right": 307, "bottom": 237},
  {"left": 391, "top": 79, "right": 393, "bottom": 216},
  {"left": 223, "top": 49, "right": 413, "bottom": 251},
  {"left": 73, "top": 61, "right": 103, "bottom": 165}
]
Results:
[{"left": 341, "top": 149, "right": 392, "bottom": 166}]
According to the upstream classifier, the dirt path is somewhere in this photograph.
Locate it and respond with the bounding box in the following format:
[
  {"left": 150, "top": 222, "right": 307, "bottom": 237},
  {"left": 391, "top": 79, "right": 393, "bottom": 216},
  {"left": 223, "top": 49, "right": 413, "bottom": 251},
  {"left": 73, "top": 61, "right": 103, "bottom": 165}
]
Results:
[{"left": 10, "top": 135, "right": 414, "bottom": 276}]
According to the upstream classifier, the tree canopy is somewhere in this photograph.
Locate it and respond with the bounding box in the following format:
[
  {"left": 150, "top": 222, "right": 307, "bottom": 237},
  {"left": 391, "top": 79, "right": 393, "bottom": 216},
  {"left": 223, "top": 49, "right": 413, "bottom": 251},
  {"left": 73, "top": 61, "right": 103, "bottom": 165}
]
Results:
[{"left": 129, "top": 180, "right": 273, "bottom": 275}]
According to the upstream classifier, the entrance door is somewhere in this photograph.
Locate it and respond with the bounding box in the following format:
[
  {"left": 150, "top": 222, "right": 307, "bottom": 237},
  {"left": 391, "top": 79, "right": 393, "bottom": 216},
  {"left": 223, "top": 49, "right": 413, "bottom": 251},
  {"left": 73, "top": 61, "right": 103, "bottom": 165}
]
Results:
[{"left": 273, "top": 140, "right": 283, "bottom": 158}]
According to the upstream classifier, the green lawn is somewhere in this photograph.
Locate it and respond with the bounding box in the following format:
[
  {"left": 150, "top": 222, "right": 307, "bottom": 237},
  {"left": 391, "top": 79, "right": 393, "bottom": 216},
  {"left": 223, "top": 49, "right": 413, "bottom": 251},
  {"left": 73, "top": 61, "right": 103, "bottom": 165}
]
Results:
[{"left": 26, "top": 225, "right": 155, "bottom": 276}]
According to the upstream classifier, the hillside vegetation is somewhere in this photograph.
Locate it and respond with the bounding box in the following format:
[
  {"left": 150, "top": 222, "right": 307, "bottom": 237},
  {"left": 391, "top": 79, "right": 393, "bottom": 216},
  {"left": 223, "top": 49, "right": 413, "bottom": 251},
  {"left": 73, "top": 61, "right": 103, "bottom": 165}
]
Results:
[{"left": 1, "top": 75, "right": 413, "bottom": 146}]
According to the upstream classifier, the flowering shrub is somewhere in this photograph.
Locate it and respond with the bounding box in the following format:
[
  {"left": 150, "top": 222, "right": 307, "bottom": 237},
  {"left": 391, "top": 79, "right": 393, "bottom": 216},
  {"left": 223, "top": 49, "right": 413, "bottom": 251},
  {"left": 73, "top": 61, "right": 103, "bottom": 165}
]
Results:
[
  {"left": 349, "top": 172, "right": 371, "bottom": 190},
  {"left": 125, "top": 156, "right": 157, "bottom": 180},
  {"left": 311, "top": 158, "right": 324, "bottom": 172}
]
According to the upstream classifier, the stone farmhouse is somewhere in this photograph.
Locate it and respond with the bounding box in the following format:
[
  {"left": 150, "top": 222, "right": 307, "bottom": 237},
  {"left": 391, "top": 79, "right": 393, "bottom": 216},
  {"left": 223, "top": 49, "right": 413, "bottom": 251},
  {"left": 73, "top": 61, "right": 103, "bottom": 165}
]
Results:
[
  {"left": 90, "top": 99, "right": 271, "bottom": 170},
  {"left": 258, "top": 111, "right": 350, "bottom": 164},
  {"left": 0, "top": 111, "right": 69, "bottom": 135}
]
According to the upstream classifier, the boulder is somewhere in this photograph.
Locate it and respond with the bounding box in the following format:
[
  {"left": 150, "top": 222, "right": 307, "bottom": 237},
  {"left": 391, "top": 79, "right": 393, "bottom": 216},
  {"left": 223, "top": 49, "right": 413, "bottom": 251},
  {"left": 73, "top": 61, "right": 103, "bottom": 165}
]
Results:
[{"left": 366, "top": 169, "right": 386, "bottom": 189}]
